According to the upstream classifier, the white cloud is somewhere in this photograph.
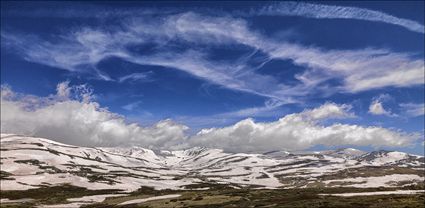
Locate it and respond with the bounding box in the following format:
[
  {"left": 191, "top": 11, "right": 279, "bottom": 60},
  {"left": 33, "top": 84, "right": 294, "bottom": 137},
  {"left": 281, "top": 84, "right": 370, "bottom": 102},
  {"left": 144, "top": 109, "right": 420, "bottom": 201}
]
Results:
[
  {"left": 400, "top": 103, "right": 425, "bottom": 117},
  {"left": 369, "top": 100, "right": 390, "bottom": 116},
  {"left": 0, "top": 82, "right": 188, "bottom": 149},
  {"left": 7, "top": 2, "right": 424, "bottom": 34},
  {"left": 301, "top": 102, "right": 354, "bottom": 120},
  {"left": 256, "top": 2, "right": 425, "bottom": 33},
  {"left": 56, "top": 81, "right": 72, "bottom": 99},
  {"left": 174, "top": 99, "right": 287, "bottom": 131},
  {"left": 1, "top": 83, "right": 418, "bottom": 152},
  {"left": 191, "top": 103, "right": 416, "bottom": 152},
  {"left": 1, "top": 84, "right": 14, "bottom": 98},
  {"left": 216, "top": 99, "right": 285, "bottom": 118},
  {"left": 122, "top": 101, "right": 142, "bottom": 111},
  {"left": 3, "top": 12, "right": 423, "bottom": 102},
  {"left": 118, "top": 72, "right": 152, "bottom": 83},
  {"left": 368, "top": 94, "right": 396, "bottom": 117}
]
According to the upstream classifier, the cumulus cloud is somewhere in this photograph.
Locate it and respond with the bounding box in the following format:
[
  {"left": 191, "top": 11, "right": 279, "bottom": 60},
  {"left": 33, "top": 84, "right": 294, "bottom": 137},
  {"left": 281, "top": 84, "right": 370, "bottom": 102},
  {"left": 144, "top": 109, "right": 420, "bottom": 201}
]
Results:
[
  {"left": 369, "top": 101, "right": 390, "bottom": 116},
  {"left": 400, "top": 103, "right": 425, "bottom": 117},
  {"left": 0, "top": 82, "right": 188, "bottom": 149},
  {"left": 368, "top": 94, "right": 396, "bottom": 117},
  {"left": 191, "top": 102, "right": 416, "bottom": 152},
  {"left": 1, "top": 83, "right": 418, "bottom": 152},
  {"left": 301, "top": 103, "right": 354, "bottom": 120},
  {"left": 256, "top": 2, "right": 425, "bottom": 34},
  {"left": 56, "top": 81, "right": 72, "bottom": 98}
]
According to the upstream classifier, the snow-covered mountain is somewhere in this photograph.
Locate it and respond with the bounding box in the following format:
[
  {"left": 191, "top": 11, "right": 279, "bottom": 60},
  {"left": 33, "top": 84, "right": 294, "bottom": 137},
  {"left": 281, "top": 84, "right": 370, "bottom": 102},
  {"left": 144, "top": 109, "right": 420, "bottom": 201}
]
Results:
[{"left": 1, "top": 134, "right": 424, "bottom": 192}]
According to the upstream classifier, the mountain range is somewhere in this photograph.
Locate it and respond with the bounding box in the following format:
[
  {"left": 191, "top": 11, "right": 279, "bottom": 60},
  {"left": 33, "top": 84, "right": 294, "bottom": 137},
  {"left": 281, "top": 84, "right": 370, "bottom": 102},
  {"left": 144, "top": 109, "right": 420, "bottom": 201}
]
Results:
[{"left": 1, "top": 133, "right": 424, "bottom": 192}]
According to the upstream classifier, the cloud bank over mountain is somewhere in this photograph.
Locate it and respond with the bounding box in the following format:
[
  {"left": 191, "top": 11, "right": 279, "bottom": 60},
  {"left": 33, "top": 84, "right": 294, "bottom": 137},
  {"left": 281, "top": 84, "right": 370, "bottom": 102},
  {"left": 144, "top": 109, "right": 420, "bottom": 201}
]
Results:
[{"left": 1, "top": 82, "right": 418, "bottom": 152}]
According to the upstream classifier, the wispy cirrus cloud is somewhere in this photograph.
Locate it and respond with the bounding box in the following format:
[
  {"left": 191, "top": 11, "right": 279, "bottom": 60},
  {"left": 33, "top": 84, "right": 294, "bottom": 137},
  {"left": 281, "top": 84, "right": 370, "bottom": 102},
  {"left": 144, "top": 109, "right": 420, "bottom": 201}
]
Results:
[
  {"left": 255, "top": 1, "right": 425, "bottom": 34},
  {"left": 400, "top": 103, "right": 425, "bottom": 117},
  {"left": 122, "top": 101, "right": 143, "bottom": 111},
  {"left": 118, "top": 72, "right": 153, "bottom": 83},
  {"left": 174, "top": 98, "right": 288, "bottom": 131},
  {"left": 2, "top": 11, "right": 424, "bottom": 110},
  {"left": 217, "top": 99, "right": 286, "bottom": 118},
  {"left": 4, "top": 2, "right": 424, "bottom": 34}
]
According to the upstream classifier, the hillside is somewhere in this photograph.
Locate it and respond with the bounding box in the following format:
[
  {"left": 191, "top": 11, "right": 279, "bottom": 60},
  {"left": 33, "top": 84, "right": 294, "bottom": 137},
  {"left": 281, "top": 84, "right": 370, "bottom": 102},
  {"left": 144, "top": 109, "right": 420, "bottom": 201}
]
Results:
[{"left": 1, "top": 134, "right": 424, "bottom": 207}]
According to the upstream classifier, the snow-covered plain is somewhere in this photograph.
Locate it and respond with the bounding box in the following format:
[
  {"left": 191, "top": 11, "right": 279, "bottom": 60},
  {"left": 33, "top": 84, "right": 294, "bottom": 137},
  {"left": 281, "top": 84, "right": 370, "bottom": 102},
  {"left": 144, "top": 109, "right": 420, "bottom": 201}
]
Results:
[
  {"left": 323, "top": 174, "right": 423, "bottom": 188},
  {"left": 1, "top": 134, "right": 424, "bottom": 191},
  {"left": 0, "top": 198, "right": 34, "bottom": 203}
]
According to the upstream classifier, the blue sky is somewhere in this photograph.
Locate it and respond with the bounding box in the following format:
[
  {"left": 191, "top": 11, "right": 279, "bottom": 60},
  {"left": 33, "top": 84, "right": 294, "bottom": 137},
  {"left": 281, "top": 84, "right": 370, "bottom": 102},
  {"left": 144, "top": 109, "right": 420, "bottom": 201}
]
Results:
[{"left": 1, "top": 1, "right": 424, "bottom": 154}]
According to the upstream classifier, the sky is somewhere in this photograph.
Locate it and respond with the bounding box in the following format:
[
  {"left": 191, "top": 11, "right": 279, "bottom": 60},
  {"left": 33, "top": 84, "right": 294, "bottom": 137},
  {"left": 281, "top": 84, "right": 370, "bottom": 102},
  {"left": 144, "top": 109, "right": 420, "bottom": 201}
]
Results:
[{"left": 1, "top": 1, "right": 424, "bottom": 154}]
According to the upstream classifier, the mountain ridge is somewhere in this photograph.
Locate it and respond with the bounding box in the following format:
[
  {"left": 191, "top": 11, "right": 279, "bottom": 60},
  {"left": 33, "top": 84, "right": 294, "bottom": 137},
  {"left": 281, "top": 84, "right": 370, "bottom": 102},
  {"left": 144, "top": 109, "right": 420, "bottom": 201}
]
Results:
[{"left": 1, "top": 134, "right": 424, "bottom": 192}]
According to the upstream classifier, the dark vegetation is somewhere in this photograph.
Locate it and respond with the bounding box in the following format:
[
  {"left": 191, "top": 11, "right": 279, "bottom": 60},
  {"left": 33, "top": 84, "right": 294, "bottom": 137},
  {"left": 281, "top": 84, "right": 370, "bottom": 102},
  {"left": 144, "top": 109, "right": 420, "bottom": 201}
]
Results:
[
  {"left": 1, "top": 184, "right": 424, "bottom": 208},
  {"left": 0, "top": 170, "right": 14, "bottom": 180},
  {"left": 84, "top": 185, "right": 425, "bottom": 208},
  {"left": 0, "top": 184, "right": 121, "bottom": 206}
]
